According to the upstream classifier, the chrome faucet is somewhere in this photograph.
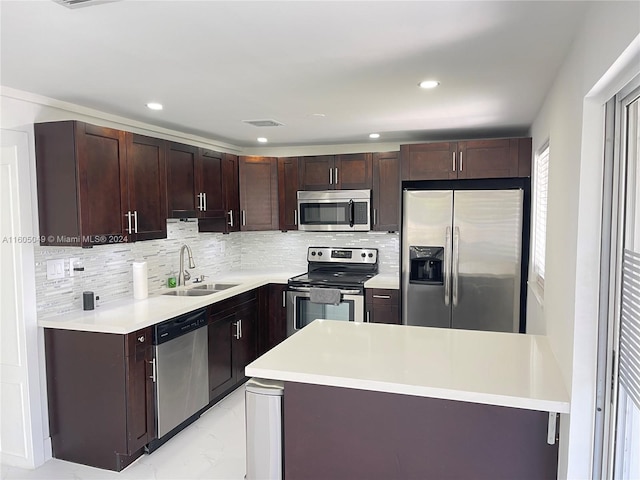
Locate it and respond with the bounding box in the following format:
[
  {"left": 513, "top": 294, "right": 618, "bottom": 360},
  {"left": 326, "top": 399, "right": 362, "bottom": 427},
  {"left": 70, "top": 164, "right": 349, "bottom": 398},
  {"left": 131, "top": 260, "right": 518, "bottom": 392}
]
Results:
[{"left": 178, "top": 244, "right": 196, "bottom": 286}]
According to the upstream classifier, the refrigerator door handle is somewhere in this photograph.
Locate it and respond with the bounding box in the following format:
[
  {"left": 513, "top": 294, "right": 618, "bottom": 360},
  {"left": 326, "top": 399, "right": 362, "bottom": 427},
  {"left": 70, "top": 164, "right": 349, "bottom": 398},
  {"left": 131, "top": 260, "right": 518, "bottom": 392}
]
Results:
[
  {"left": 452, "top": 226, "right": 460, "bottom": 306},
  {"left": 444, "top": 226, "right": 452, "bottom": 306}
]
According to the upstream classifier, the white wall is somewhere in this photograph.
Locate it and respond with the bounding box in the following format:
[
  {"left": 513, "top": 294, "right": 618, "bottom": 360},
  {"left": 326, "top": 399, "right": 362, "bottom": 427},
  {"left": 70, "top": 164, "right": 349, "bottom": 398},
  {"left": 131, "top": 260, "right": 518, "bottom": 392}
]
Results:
[{"left": 529, "top": 1, "right": 640, "bottom": 478}]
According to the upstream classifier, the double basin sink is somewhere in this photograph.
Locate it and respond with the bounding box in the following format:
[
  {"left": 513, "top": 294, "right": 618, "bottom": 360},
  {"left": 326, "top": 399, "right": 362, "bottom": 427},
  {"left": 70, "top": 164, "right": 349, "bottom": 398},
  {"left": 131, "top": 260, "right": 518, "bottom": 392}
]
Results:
[{"left": 162, "top": 282, "right": 240, "bottom": 297}]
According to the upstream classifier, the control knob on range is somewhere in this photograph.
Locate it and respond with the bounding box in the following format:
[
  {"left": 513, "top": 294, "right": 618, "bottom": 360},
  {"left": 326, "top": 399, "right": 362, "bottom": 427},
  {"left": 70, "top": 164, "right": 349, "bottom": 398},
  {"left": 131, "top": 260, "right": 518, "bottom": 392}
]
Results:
[
  {"left": 318, "top": 252, "right": 323, "bottom": 256},
  {"left": 311, "top": 251, "right": 316, "bottom": 256},
  {"left": 368, "top": 253, "right": 373, "bottom": 257},
  {"left": 361, "top": 253, "right": 366, "bottom": 258}
]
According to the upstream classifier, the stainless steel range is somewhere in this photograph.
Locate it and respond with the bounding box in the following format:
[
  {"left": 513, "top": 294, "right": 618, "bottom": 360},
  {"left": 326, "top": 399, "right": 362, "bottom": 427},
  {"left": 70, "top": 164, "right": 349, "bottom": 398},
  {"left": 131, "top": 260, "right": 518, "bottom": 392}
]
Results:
[{"left": 287, "top": 247, "right": 378, "bottom": 336}]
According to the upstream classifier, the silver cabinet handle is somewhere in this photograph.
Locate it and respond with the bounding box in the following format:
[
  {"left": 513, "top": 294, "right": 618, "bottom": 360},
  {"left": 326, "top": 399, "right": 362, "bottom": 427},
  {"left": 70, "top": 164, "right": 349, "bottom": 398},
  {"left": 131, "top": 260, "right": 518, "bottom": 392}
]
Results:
[
  {"left": 444, "top": 226, "right": 451, "bottom": 306},
  {"left": 453, "top": 226, "right": 460, "bottom": 307},
  {"left": 126, "top": 211, "right": 132, "bottom": 234},
  {"left": 239, "top": 319, "right": 242, "bottom": 339},
  {"left": 282, "top": 290, "right": 286, "bottom": 308},
  {"left": 228, "top": 210, "right": 234, "bottom": 227},
  {"left": 233, "top": 321, "right": 240, "bottom": 339},
  {"left": 203, "top": 193, "right": 207, "bottom": 211},
  {"left": 196, "top": 193, "right": 202, "bottom": 211},
  {"left": 329, "top": 168, "right": 333, "bottom": 185},
  {"left": 372, "top": 294, "right": 391, "bottom": 299},
  {"left": 452, "top": 152, "right": 456, "bottom": 172},
  {"left": 459, "top": 151, "right": 463, "bottom": 171},
  {"left": 242, "top": 210, "right": 246, "bottom": 226},
  {"left": 373, "top": 208, "right": 377, "bottom": 226},
  {"left": 133, "top": 210, "right": 138, "bottom": 233},
  {"left": 149, "top": 358, "right": 156, "bottom": 382},
  {"left": 366, "top": 311, "right": 370, "bottom": 323},
  {"left": 294, "top": 210, "right": 298, "bottom": 225},
  {"left": 334, "top": 167, "right": 338, "bottom": 184}
]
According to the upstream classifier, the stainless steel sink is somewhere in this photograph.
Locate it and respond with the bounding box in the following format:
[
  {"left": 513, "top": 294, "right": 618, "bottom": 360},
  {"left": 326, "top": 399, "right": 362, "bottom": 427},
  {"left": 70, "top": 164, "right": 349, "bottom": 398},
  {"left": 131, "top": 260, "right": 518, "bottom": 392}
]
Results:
[
  {"left": 191, "top": 283, "right": 240, "bottom": 291},
  {"left": 162, "top": 289, "right": 218, "bottom": 297}
]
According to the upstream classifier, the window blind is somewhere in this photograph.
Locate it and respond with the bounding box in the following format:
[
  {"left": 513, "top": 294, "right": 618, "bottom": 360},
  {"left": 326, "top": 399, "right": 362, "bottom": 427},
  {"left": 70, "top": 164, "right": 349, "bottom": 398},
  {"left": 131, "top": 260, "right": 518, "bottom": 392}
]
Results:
[
  {"left": 533, "top": 144, "right": 549, "bottom": 293},
  {"left": 620, "top": 249, "right": 640, "bottom": 410}
]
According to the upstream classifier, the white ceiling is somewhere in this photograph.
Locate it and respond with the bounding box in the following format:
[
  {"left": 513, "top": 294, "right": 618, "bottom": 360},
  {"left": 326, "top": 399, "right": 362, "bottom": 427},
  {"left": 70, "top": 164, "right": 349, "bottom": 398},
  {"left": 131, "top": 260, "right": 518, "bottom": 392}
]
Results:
[{"left": 0, "top": 0, "right": 591, "bottom": 148}]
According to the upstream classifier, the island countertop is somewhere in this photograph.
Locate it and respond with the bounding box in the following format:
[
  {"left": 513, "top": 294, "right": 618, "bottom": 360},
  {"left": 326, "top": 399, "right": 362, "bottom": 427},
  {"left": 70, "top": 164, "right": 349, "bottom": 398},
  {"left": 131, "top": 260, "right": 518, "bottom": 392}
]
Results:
[{"left": 245, "top": 320, "right": 570, "bottom": 413}]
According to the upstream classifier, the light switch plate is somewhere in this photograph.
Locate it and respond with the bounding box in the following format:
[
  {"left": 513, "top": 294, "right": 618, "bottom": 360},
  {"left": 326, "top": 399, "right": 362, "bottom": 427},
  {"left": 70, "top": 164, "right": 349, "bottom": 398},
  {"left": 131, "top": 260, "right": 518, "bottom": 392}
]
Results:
[{"left": 47, "top": 259, "right": 65, "bottom": 280}]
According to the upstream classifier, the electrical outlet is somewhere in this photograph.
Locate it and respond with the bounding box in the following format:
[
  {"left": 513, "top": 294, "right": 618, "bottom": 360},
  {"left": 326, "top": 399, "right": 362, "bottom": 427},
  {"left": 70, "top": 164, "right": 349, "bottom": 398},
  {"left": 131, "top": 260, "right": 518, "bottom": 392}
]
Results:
[
  {"left": 47, "top": 259, "right": 65, "bottom": 280},
  {"left": 69, "top": 258, "right": 80, "bottom": 276}
]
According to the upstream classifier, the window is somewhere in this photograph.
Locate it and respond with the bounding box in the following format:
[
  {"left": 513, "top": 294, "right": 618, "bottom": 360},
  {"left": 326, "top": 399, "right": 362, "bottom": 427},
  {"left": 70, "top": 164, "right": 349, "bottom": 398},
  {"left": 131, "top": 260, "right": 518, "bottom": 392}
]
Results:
[{"left": 532, "top": 142, "right": 549, "bottom": 296}]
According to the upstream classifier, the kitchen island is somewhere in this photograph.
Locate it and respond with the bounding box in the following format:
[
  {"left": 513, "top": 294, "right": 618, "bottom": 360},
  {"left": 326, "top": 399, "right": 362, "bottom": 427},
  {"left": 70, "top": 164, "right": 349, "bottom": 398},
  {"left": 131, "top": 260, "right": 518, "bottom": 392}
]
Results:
[{"left": 245, "top": 320, "right": 570, "bottom": 480}]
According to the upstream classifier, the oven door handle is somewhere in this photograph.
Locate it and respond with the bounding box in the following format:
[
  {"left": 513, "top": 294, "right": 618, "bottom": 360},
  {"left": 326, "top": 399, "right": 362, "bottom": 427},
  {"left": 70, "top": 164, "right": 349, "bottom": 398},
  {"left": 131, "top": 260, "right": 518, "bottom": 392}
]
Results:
[{"left": 289, "top": 286, "right": 361, "bottom": 295}]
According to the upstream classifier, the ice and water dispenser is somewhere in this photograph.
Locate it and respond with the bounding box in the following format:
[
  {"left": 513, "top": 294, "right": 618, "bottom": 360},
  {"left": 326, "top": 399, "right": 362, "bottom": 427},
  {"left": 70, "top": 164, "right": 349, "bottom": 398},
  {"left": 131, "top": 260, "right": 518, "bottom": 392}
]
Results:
[{"left": 409, "top": 246, "right": 444, "bottom": 285}]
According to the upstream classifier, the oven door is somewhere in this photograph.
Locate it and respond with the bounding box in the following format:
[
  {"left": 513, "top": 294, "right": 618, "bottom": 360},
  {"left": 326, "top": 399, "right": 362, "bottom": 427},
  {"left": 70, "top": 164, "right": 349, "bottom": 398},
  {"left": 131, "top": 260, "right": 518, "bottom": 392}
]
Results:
[{"left": 286, "top": 287, "right": 364, "bottom": 336}]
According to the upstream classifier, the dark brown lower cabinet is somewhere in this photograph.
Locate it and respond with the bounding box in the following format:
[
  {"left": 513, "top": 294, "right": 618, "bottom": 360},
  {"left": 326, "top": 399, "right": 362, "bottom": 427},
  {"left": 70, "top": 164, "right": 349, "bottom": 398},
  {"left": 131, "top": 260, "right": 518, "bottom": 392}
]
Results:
[
  {"left": 258, "top": 283, "right": 288, "bottom": 356},
  {"left": 44, "top": 327, "right": 155, "bottom": 471},
  {"left": 208, "top": 290, "right": 259, "bottom": 402},
  {"left": 284, "top": 382, "right": 559, "bottom": 480},
  {"left": 366, "top": 288, "right": 400, "bottom": 324}
]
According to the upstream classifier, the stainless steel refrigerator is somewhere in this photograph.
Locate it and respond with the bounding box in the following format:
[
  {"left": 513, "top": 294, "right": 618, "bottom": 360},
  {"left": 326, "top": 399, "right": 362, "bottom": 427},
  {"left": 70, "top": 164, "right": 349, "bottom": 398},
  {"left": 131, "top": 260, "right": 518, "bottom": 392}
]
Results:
[{"left": 401, "top": 189, "right": 523, "bottom": 332}]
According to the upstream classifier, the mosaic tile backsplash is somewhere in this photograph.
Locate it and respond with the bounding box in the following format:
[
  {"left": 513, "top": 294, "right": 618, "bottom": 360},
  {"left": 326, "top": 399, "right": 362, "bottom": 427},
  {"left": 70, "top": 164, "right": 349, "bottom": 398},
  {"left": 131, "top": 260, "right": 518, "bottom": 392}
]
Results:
[{"left": 34, "top": 222, "right": 399, "bottom": 319}]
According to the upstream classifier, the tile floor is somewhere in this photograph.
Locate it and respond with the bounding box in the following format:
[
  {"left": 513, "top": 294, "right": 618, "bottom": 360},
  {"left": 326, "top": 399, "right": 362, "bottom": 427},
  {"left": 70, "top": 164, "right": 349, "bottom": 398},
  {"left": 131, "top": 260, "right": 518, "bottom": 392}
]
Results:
[{"left": 1, "top": 386, "right": 247, "bottom": 480}]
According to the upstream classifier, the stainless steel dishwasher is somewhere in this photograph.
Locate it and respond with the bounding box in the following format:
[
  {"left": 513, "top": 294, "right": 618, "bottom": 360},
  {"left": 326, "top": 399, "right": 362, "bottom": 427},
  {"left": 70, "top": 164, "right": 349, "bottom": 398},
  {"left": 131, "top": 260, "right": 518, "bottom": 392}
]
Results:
[{"left": 151, "top": 308, "right": 209, "bottom": 447}]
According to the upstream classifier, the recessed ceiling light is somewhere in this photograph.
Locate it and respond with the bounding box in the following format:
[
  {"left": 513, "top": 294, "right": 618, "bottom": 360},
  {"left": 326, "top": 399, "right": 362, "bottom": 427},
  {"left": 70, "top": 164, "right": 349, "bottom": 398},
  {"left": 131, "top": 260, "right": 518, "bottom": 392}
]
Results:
[
  {"left": 369, "top": 133, "right": 380, "bottom": 139},
  {"left": 146, "top": 102, "right": 163, "bottom": 110},
  {"left": 257, "top": 137, "right": 268, "bottom": 143},
  {"left": 418, "top": 80, "right": 440, "bottom": 89}
]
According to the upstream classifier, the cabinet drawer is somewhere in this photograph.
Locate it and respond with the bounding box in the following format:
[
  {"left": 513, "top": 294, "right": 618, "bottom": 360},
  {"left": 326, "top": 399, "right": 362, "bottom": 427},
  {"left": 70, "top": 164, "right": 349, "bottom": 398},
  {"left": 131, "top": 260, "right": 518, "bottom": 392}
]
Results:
[{"left": 367, "top": 289, "right": 399, "bottom": 305}]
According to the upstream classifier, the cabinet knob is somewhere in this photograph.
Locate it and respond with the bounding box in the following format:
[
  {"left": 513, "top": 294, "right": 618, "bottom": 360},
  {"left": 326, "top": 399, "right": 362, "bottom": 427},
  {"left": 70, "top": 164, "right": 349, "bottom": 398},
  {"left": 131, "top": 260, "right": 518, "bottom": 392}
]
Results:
[{"left": 138, "top": 336, "right": 145, "bottom": 343}]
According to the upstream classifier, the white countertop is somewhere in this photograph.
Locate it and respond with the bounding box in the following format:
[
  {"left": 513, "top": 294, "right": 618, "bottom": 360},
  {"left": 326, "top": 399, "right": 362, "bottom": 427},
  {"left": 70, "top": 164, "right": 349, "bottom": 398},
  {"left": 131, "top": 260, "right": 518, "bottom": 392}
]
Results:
[
  {"left": 364, "top": 273, "right": 399, "bottom": 289},
  {"left": 246, "top": 320, "right": 570, "bottom": 413},
  {"left": 38, "top": 271, "right": 299, "bottom": 334}
]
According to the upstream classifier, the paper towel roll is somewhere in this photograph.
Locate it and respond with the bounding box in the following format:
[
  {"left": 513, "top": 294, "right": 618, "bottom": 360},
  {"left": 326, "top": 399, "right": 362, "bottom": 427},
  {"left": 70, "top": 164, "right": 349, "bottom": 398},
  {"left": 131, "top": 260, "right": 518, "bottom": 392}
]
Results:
[{"left": 132, "top": 261, "right": 148, "bottom": 300}]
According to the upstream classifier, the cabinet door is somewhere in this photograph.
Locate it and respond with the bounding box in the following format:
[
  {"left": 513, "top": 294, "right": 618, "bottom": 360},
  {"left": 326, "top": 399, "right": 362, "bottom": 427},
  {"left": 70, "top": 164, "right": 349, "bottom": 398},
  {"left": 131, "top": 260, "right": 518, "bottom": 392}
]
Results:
[
  {"left": 372, "top": 152, "right": 400, "bottom": 231},
  {"left": 260, "top": 283, "right": 288, "bottom": 355},
  {"left": 456, "top": 139, "right": 518, "bottom": 179},
  {"left": 366, "top": 289, "right": 400, "bottom": 324},
  {"left": 166, "top": 142, "right": 198, "bottom": 218},
  {"left": 278, "top": 157, "right": 299, "bottom": 231},
  {"left": 335, "top": 153, "right": 372, "bottom": 190},
  {"left": 77, "top": 123, "right": 129, "bottom": 243},
  {"left": 198, "top": 149, "right": 225, "bottom": 219},
  {"left": 299, "top": 155, "right": 335, "bottom": 190},
  {"left": 400, "top": 142, "right": 457, "bottom": 181},
  {"left": 224, "top": 154, "right": 241, "bottom": 232},
  {"left": 239, "top": 156, "right": 279, "bottom": 231},
  {"left": 208, "top": 313, "right": 236, "bottom": 402},
  {"left": 233, "top": 300, "right": 258, "bottom": 382},
  {"left": 126, "top": 134, "right": 167, "bottom": 241},
  {"left": 125, "top": 328, "right": 154, "bottom": 453}
]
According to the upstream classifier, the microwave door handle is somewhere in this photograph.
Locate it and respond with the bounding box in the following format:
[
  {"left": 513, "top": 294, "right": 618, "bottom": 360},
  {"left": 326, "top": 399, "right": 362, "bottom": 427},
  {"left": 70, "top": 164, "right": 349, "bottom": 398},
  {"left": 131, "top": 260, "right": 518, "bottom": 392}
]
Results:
[{"left": 349, "top": 199, "right": 354, "bottom": 228}]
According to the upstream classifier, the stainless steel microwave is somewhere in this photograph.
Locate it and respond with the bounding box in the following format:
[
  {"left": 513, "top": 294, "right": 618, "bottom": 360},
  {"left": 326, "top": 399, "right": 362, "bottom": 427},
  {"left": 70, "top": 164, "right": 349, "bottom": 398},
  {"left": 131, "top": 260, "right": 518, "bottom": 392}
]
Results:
[{"left": 297, "top": 189, "right": 371, "bottom": 231}]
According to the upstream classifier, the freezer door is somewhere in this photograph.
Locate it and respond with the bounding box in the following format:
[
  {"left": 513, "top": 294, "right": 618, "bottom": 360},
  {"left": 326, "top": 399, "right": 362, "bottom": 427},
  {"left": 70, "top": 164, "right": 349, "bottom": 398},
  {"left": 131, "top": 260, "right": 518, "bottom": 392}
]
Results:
[
  {"left": 451, "top": 189, "right": 523, "bottom": 332},
  {"left": 402, "top": 190, "right": 453, "bottom": 327}
]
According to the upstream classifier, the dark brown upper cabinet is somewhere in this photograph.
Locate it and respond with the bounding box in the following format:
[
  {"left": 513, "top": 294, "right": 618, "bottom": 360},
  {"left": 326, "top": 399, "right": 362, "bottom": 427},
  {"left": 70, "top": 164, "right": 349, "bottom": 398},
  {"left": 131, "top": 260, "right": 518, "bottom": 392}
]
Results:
[
  {"left": 277, "top": 157, "right": 299, "bottom": 231},
  {"left": 371, "top": 151, "right": 400, "bottom": 232},
  {"left": 401, "top": 138, "right": 532, "bottom": 181},
  {"left": 166, "top": 142, "right": 198, "bottom": 218},
  {"left": 198, "top": 153, "right": 240, "bottom": 233},
  {"left": 34, "top": 121, "right": 167, "bottom": 246},
  {"left": 238, "top": 156, "right": 279, "bottom": 231},
  {"left": 299, "top": 153, "right": 372, "bottom": 190}
]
